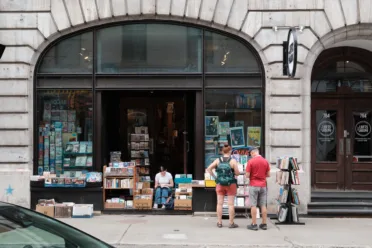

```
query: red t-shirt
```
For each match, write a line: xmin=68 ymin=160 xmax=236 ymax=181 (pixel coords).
xmin=246 ymin=155 xmax=270 ymax=187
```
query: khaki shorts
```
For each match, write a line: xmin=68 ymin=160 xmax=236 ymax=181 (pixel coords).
xmin=249 ymin=186 xmax=267 ymax=207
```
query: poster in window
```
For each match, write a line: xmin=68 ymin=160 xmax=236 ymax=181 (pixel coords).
xmin=247 ymin=126 xmax=261 ymax=147
xmin=205 ymin=116 xmax=219 ymax=137
xmin=234 ymin=120 xmax=244 ymax=127
xmin=218 ymin=122 xmax=230 ymax=135
xmin=230 ymin=127 xmax=245 ymax=148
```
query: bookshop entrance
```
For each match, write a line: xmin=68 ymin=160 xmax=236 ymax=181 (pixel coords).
xmin=102 ymin=90 xmax=196 ymax=182
xmin=311 ymin=47 xmax=372 ymax=191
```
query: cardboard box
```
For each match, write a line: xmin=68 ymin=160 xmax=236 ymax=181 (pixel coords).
xmin=174 ymin=199 xmax=192 ymax=210
xmin=36 ymin=204 xmax=55 ymax=218
xmin=178 ymin=183 xmax=193 ymax=188
xmin=105 ymin=202 xmax=125 ymax=209
xmin=133 ymin=199 xmax=152 ymax=210
xmin=55 ymin=203 xmax=74 ymax=218
xmin=141 ymin=188 xmax=154 ymax=195
xmin=72 ymin=204 xmax=93 ymax=218
xmin=142 ymin=182 xmax=151 ymax=188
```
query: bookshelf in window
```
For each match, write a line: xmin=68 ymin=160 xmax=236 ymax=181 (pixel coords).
xmin=275 ymin=156 xmax=305 ymax=225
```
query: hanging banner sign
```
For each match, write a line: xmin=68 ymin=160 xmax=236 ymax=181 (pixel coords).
xmin=283 ymin=28 xmax=298 ymax=78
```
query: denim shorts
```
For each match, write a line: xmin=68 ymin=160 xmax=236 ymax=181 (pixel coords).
xmin=249 ymin=186 xmax=267 ymax=207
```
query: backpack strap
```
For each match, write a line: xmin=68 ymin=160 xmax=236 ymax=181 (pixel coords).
xmin=219 ymin=157 xmax=223 ymax=163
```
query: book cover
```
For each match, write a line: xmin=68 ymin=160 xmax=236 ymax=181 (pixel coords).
xmin=218 ymin=122 xmax=230 ymax=135
xmin=86 ymin=142 xmax=93 ymax=153
xmin=67 ymin=110 xmax=76 ymax=122
xmin=86 ymin=156 xmax=93 ymax=167
xmin=60 ymin=110 xmax=68 ymax=122
xmin=75 ymin=156 xmax=87 ymax=167
xmin=63 ymin=158 xmax=71 ymax=167
xmin=79 ymin=142 xmax=87 ymax=153
xmin=247 ymin=126 xmax=261 ymax=147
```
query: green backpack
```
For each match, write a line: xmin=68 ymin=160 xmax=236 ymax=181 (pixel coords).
xmin=216 ymin=157 xmax=236 ymax=186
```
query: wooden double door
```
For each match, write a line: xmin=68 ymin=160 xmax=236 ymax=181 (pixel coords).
xmin=312 ymin=97 xmax=372 ymax=190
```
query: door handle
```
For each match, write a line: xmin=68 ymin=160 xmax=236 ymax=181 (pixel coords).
xmin=186 ymin=141 xmax=190 ymax=152
xmin=346 ymin=138 xmax=351 ymax=156
xmin=339 ymin=138 xmax=344 ymax=156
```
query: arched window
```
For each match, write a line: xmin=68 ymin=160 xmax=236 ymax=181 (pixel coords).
xmin=37 ymin=23 xmax=260 ymax=75
xmin=312 ymin=47 xmax=372 ymax=93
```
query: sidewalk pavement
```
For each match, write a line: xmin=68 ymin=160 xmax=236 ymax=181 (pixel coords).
xmin=61 ymin=215 xmax=372 ymax=248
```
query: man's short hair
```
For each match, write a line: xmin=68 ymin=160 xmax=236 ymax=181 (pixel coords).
xmin=250 ymin=148 xmax=259 ymax=154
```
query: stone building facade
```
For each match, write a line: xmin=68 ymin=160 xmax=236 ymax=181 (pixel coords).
xmin=1 ymin=0 xmax=372 ymax=213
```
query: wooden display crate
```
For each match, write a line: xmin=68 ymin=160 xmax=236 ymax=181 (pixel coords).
xmin=133 ymin=199 xmax=152 ymax=209
xmin=174 ymin=199 xmax=192 ymax=210
xmin=104 ymin=202 xmax=125 ymax=209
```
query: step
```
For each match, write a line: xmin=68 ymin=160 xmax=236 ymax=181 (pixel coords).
xmin=311 ymin=191 xmax=372 ymax=202
xmin=308 ymin=201 xmax=372 ymax=210
xmin=308 ymin=208 xmax=372 ymax=215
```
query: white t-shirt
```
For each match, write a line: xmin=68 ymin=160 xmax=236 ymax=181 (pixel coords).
xmin=155 ymin=172 xmax=173 ymax=187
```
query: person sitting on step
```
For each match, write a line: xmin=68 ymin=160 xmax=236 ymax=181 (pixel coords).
xmin=153 ymin=166 xmax=174 ymax=209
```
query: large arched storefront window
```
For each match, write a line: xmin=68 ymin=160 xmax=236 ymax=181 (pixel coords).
xmin=34 ymin=23 xmax=263 ymax=209
xmin=311 ymin=47 xmax=372 ymax=191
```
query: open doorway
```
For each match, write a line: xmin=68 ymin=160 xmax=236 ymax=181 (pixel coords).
xmin=101 ymin=90 xmax=195 ymax=182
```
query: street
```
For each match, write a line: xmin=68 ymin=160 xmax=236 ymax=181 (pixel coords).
xmin=61 ymin=215 xmax=372 ymax=248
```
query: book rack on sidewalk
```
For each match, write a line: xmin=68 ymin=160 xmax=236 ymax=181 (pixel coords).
xmin=275 ymin=156 xmax=305 ymax=225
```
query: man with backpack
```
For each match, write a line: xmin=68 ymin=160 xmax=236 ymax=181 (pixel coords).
xmin=207 ymin=145 xmax=240 ymax=228
xmin=246 ymin=148 xmax=270 ymax=231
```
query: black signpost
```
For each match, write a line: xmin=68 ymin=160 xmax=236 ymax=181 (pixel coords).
xmin=0 ymin=44 xmax=5 ymax=59
xmin=283 ymin=28 xmax=298 ymax=78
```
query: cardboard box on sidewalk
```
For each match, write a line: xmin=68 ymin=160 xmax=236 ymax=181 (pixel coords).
xmin=72 ymin=204 xmax=93 ymax=218
xmin=36 ymin=204 xmax=55 ymax=218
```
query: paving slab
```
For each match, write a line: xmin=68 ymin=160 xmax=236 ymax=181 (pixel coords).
xmin=61 ymin=215 xmax=372 ymax=248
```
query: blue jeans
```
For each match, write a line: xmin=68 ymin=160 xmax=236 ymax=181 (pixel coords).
xmin=155 ymin=187 xmax=170 ymax=204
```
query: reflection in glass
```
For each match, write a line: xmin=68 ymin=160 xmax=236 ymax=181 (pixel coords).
xmin=352 ymin=111 xmax=372 ymax=162
xmin=37 ymin=90 xmax=93 ymax=175
xmin=311 ymin=79 xmax=372 ymax=93
xmin=316 ymin=110 xmax=337 ymax=162
xmin=204 ymin=89 xmax=262 ymax=168
xmin=39 ymin=32 xmax=93 ymax=73
xmin=97 ymin=24 xmax=202 ymax=73
xmin=204 ymin=31 xmax=259 ymax=73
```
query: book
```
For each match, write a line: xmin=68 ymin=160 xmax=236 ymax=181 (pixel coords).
xmin=68 ymin=110 xmax=76 ymax=122
xmin=75 ymin=156 xmax=87 ymax=167
xmin=218 ymin=122 xmax=230 ymax=135
xmin=291 ymin=204 xmax=299 ymax=222
xmin=86 ymin=156 xmax=93 ymax=167
xmin=278 ymin=205 xmax=288 ymax=222
xmin=63 ymin=158 xmax=71 ymax=167
xmin=79 ymin=142 xmax=87 ymax=153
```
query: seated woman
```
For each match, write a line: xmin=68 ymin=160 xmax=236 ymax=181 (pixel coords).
xmin=153 ymin=166 xmax=174 ymax=209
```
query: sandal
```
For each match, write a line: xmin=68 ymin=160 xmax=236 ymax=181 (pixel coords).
xmin=229 ymin=223 xmax=239 ymax=228
xmin=217 ymin=222 xmax=222 ymax=228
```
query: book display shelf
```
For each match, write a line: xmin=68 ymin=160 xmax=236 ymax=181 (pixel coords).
xmin=275 ymin=156 xmax=305 ymax=225
xmin=103 ymin=164 xmax=137 ymax=210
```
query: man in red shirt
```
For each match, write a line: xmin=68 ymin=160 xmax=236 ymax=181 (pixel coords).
xmin=246 ymin=148 xmax=270 ymax=230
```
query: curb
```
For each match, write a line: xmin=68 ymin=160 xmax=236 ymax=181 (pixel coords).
xmin=112 ymin=243 xmax=371 ymax=248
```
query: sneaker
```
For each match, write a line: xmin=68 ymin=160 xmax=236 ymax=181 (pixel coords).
xmin=247 ymin=224 xmax=258 ymax=231
xmin=259 ymin=224 xmax=267 ymax=230
xmin=161 ymin=205 xmax=166 ymax=209
xmin=153 ymin=204 xmax=158 ymax=209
